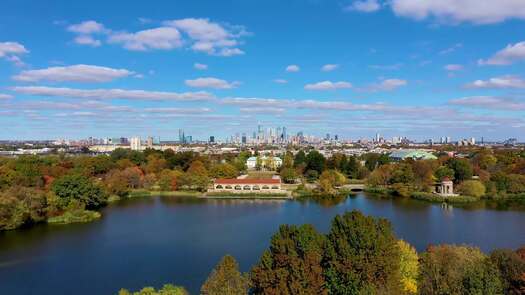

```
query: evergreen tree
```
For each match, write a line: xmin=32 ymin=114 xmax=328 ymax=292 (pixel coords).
xmin=201 ymin=255 xmax=248 ymax=295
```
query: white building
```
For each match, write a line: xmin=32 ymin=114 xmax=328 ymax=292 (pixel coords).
xmin=130 ymin=136 xmax=141 ymax=151
xmin=246 ymin=156 xmax=282 ymax=170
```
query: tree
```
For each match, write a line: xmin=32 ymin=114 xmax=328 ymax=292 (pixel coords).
xmin=434 ymin=166 xmax=455 ymax=181
xmin=323 ymin=211 xmax=401 ymax=294
xmin=118 ymin=284 xmax=188 ymax=295
xmin=490 ymin=249 xmax=525 ymax=294
xmin=210 ymin=163 xmax=239 ymax=179
xmin=398 ymin=240 xmax=419 ymax=294
xmin=457 ymin=180 xmax=486 ymax=198
xmin=418 ymin=245 xmax=503 ymax=295
xmin=294 ymin=150 xmax=307 ymax=168
xmin=280 ymin=167 xmax=297 ymax=184
xmin=143 ymin=154 xmax=167 ymax=175
xmin=446 ymin=158 xmax=473 ymax=183
xmin=0 ymin=187 xmax=47 ymax=230
xmin=51 ymin=174 xmax=107 ymax=209
xmin=366 ymin=164 xmax=393 ymax=187
xmin=305 ymin=151 xmax=325 ymax=175
xmin=251 ymin=224 xmax=326 ymax=295
xmin=201 ymin=255 xmax=248 ymax=295
xmin=390 ymin=163 xmax=415 ymax=185
xmin=318 ymin=170 xmax=346 ymax=195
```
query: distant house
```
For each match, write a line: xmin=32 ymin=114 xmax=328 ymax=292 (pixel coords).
xmin=389 ymin=150 xmax=437 ymax=161
xmin=212 ymin=178 xmax=283 ymax=193
xmin=246 ymin=156 xmax=282 ymax=170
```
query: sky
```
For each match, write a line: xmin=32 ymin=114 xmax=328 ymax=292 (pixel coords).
xmin=1 ymin=0 xmax=525 ymax=141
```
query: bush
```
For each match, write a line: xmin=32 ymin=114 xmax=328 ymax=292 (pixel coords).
xmin=52 ymin=174 xmax=107 ymax=209
xmin=458 ymin=180 xmax=486 ymax=198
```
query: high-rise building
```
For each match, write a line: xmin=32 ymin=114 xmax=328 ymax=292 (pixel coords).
xmin=178 ymin=129 xmax=185 ymax=143
xmin=209 ymin=136 xmax=215 ymax=143
xmin=241 ymin=133 xmax=247 ymax=144
xmin=147 ymin=136 xmax=153 ymax=147
xmin=130 ymin=136 xmax=141 ymax=151
xmin=375 ymin=133 xmax=380 ymax=143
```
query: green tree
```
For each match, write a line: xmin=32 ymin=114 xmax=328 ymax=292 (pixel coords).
xmin=434 ymin=166 xmax=455 ymax=181
xmin=457 ymin=180 xmax=486 ymax=198
xmin=51 ymin=174 xmax=107 ymax=209
xmin=280 ymin=167 xmax=297 ymax=184
xmin=251 ymin=224 xmax=326 ymax=295
xmin=210 ymin=163 xmax=239 ymax=179
xmin=305 ymin=151 xmax=325 ymax=174
xmin=446 ymin=158 xmax=473 ymax=183
xmin=324 ymin=211 xmax=401 ymax=294
xmin=294 ymin=150 xmax=307 ymax=168
xmin=319 ymin=170 xmax=346 ymax=195
xmin=201 ymin=255 xmax=248 ymax=295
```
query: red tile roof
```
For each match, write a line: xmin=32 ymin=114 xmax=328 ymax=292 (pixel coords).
xmin=215 ymin=178 xmax=281 ymax=184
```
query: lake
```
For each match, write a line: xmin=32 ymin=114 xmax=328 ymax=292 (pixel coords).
xmin=1 ymin=193 xmax=524 ymax=294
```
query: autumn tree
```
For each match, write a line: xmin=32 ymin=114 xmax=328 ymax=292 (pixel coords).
xmin=457 ymin=180 xmax=486 ymax=198
xmin=201 ymin=255 xmax=248 ymax=295
xmin=397 ymin=240 xmax=419 ymax=294
xmin=490 ymin=249 xmax=525 ymax=294
xmin=323 ymin=211 xmax=401 ymax=294
xmin=251 ymin=224 xmax=326 ymax=295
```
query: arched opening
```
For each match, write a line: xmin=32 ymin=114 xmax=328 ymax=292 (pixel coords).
xmin=271 ymin=186 xmax=279 ymax=190
xmin=252 ymin=185 xmax=260 ymax=190
xmin=234 ymin=185 xmax=242 ymax=190
xmin=225 ymin=185 xmax=232 ymax=189
xmin=243 ymin=185 xmax=251 ymax=190
xmin=215 ymin=185 xmax=223 ymax=189
xmin=262 ymin=185 xmax=269 ymax=190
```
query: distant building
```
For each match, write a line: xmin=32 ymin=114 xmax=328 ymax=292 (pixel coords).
xmin=434 ymin=177 xmax=458 ymax=197
xmin=389 ymin=150 xmax=437 ymax=161
xmin=130 ymin=137 xmax=141 ymax=151
xmin=209 ymin=136 xmax=215 ymax=143
xmin=246 ymin=156 xmax=283 ymax=170
xmin=212 ymin=178 xmax=283 ymax=193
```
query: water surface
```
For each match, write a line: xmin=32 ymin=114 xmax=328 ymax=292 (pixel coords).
xmin=1 ymin=194 xmax=524 ymax=294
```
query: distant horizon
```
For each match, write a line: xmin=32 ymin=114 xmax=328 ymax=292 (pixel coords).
xmin=1 ymin=1 xmax=525 ymax=140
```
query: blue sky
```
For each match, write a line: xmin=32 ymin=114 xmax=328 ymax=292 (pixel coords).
xmin=1 ymin=0 xmax=525 ymax=141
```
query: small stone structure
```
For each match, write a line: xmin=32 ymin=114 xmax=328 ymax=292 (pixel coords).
xmin=434 ymin=177 xmax=457 ymax=196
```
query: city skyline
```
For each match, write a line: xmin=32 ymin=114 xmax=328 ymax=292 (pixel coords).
xmin=1 ymin=1 xmax=525 ymax=140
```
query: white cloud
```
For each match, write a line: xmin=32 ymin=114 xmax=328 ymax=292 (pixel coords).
xmin=11 ymin=86 xmax=215 ymax=101
xmin=194 ymin=63 xmax=208 ymax=70
xmin=273 ymin=79 xmax=288 ymax=84
xmin=321 ymin=64 xmax=339 ymax=72
xmin=0 ymin=42 xmax=28 ymax=65
xmin=163 ymin=18 xmax=247 ymax=56
xmin=286 ymin=65 xmax=300 ymax=72
xmin=144 ymin=107 xmax=211 ymax=113
xmin=439 ymin=43 xmax=463 ymax=54
xmin=304 ymin=81 xmax=352 ymax=91
xmin=391 ymin=0 xmax=525 ymax=24
xmin=0 ymin=94 xmax=13 ymax=99
xmin=478 ymin=42 xmax=525 ymax=66
xmin=369 ymin=63 xmax=403 ymax=70
xmin=346 ymin=0 xmax=381 ymax=13
xmin=108 ymin=27 xmax=183 ymax=51
xmin=444 ymin=64 xmax=463 ymax=71
xmin=13 ymin=64 xmax=134 ymax=83
xmin=449 ymin=96 xmax=525 ymax=110
xmin=73 ymin=35 xmax=102 ymax=47
xmin=185 ymin=77 xmax=240 ymax=89
xmin=365 ymin=79 xmax=407 ymax=92
xmin=465 ymin=75 xmax=525 ymax=89
xmin=221 ymin=97 xmax=385 ymax=111
xmin=239 ymin=107 xmax=286 ymax=114
xmin=67 ymin=21 xmax=107 ymax=34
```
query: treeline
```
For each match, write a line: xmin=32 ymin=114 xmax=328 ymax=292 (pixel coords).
xmin=120 ymin=211 xmax=525 ymax=295
xmin=281 ymin=148 xmax=525 ymax=199
xmin=0 ymin=148 xmax=248 ymax=230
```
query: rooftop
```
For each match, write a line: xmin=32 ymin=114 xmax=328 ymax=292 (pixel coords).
xmin=215 ymin=178 xmax=281 ymax=184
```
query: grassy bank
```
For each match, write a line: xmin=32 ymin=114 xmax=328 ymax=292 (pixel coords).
xmin=410 ymin=192 xmax=478 ymax=203
xmin=47 ymin=210 xmax=101 ymax=225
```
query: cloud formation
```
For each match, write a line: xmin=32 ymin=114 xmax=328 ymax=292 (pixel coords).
xmin=465 ymin=75 xmax=525 ymax=89
xmin=346 ymin=0 xmax=381 ymax=12
xmin=444 ymin=64 xmax=463 ymax=71
xmin=391 ymin=0 xmax=525 ymax=24
xmin=273 ymin=79 xmax=288 ymax=84
xmin=13 ymin=64 xmax=134 ymax=82
xmin=194 ymin=63 xmax=208 ymax=70
xmin=364 ymin=79 xmax=407 ymax=92
xmin=449 ymin=96 xmax=525 ymax=110
xmin=304 ymin=81 xmax=352 ymax=91
xmin=67 ymin=18 xmax=248 ymax=56
xmin=478 ymin=42 xmax=525 ymax=65
xmin=0 ymin=94 xmax=13 ymax=99
xmin=11 ymin=86 xmax=215 ymax=101
xmin=286 ymin=65 xmax=300 ymax=72
xmin=321 ymin=64 xmax=339 ymax=72
xmin=0 ymin=42 xmax=28 ymax=65
xmin=185 ymin=77 xmax=240 ymax=89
